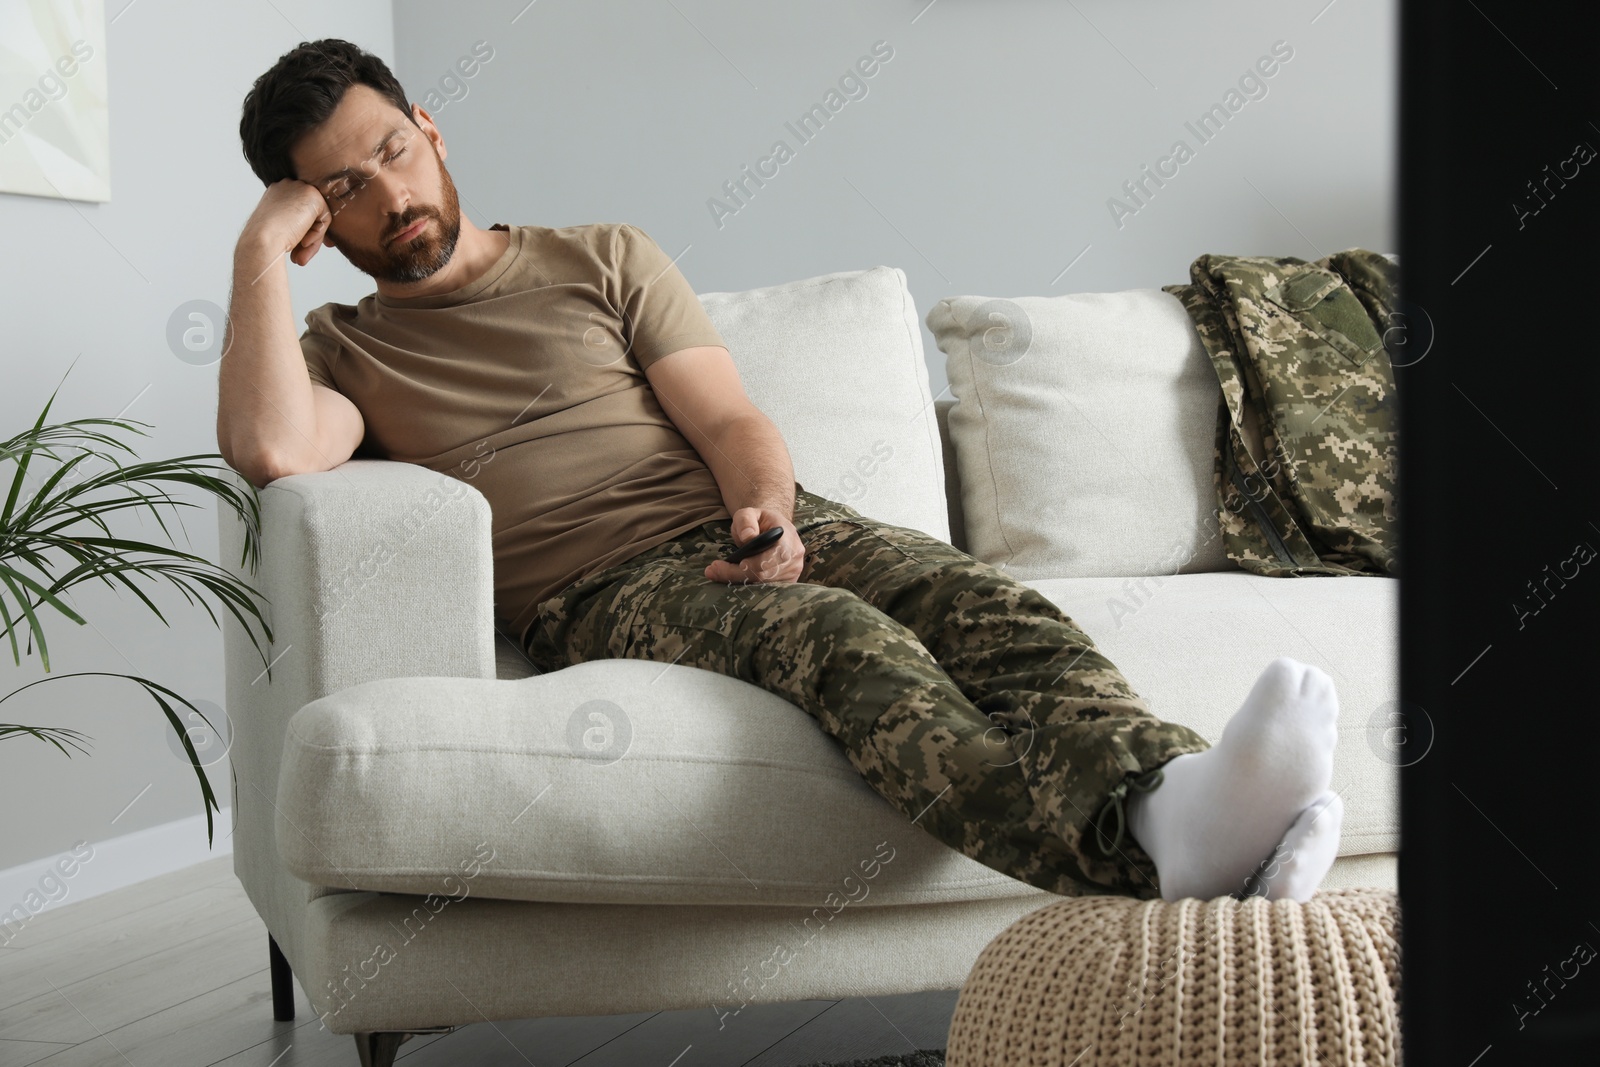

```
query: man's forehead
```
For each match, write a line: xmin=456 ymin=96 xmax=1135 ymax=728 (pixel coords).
xmin=292 ymin=87 xmax=411 ymax=181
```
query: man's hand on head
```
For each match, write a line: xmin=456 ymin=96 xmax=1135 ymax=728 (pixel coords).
xmin=704 ymin=505 xmax=806 ymax=585
xmin=238 ymin=178 xmax=337 ymax=270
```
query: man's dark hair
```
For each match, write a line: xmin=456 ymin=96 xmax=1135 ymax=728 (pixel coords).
xmin=239 ymin=39 xmax=416 ymax=187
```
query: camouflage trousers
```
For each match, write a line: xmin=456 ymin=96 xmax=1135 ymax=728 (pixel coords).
xmin=522 ymin=487 xmax=1211 ymax=899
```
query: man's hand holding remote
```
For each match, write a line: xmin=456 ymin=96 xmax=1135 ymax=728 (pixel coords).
xmin=703 ymin=505 xmax=806 ymax=585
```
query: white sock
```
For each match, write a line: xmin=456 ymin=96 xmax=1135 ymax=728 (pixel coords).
xmin=1124 ymin=657 xmax=1344 ymax=902
xmin=1240 ymin=789 xmax=1345 ymax=901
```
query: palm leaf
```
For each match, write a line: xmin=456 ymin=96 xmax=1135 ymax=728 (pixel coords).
xmin=0 ymin=723 xmax=92 ymax=757
xmin=0 ymin=672 xmax=222 ymax=845
xmin=2 ymin=361 xmax=274 ymax=841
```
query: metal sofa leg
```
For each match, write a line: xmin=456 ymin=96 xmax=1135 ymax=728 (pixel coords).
xmin=354 ymin=1031 xmax=405 ymax=1067
xmin=354 ymin=1028 xmax=456 ymax=1066
xmin=268 ymin=935 xmax=294 ymax=1021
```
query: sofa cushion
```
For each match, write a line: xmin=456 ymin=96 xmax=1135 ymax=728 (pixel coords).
xmin=935 ymin=398 xmax=968 ymax=554
xmin=698 ymin=266 xmax=951 ymax=544
xmin=276 ymin=658 xmax=1059 ymax=908
xmin=926 ymin=288 xmax=1232 ymax=579
xmin=1024 ymin=571 xmax=1399 ymax=857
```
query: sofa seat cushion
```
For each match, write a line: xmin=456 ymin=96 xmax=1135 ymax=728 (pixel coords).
xmin=276 ymin=658 xmax=1061 ymax=908
xmin=1024 ymin=571 xmax=1400 ymax=857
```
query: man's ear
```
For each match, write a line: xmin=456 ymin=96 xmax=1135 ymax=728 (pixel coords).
xmin=410 ymin=103 xmax=446 ymax=162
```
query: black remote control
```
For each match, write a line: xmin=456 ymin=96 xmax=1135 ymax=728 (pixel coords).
xmin=725 ymin=525 xmax=784 ymax=563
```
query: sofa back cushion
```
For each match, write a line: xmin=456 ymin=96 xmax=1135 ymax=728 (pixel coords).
xmin=927 ymin=288 xmax=1233 ymax=579
xmin=699 ymin=266 xmax=950 ymax=544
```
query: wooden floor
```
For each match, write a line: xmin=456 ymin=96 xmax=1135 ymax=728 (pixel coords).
xmin=0 ymin=856 xmax=958 ymax=1066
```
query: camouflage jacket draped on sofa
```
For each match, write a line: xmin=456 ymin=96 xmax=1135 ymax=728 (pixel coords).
xmin=1162 ymin=248 xmax=1400 ymax=577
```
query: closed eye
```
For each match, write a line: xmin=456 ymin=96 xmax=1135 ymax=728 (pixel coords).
xmin=325 ymin=146 xmax=408 ymax=203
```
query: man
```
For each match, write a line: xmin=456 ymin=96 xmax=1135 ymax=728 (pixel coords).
xmin=220 ymin=39 xmax=1345 ymax=904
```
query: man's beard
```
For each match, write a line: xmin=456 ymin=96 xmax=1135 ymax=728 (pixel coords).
xmin=336 ymin=154 xmax=464 ymax=285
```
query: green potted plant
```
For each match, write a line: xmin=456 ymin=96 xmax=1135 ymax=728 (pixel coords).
xmin=0 ymin=364 xmax=274 ymax=845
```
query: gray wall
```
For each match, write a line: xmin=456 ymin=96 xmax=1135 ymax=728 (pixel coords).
xmin=0 ymin=0 xmax=1393 ymax=874
xmin=393 ymin=0 xmax=1397 ymax=401
xmin=0 ymin=0 xmax=393 ymax=872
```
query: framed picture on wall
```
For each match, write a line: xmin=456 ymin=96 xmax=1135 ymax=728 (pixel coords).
xmin=0 ymin=0 xmax=110 ymax=202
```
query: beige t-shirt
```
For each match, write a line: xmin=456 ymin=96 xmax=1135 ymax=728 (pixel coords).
xmin=298 ymin=221 xmax=742 ymax=649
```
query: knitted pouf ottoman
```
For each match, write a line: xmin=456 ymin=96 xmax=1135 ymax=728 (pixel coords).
xmin=946 ymin=887 xmax=1401 ymax=1067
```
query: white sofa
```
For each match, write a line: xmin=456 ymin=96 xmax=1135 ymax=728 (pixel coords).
xmin=218 ymin=261 xmax=1398 ymax=1064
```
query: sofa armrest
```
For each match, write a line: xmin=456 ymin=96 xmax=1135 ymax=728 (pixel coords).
xmin=220 ymin=458 xmax=499 ymax=695
xmin=215 ymin=459 xmax=497 ymax=952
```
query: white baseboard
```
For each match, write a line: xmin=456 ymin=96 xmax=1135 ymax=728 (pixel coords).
xmin=0 ymin=809 xmax=233 ymax=936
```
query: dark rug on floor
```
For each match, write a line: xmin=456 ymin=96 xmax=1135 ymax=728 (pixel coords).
xmin=796 ymin=1052 xmax=945 ymax=1067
